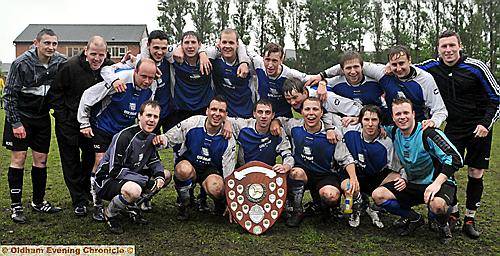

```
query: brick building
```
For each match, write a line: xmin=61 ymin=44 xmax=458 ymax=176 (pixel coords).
xmin=13 ymin=24 xmax=148 ymax=63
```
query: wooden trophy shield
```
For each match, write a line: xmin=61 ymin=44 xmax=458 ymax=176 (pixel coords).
xmin=225 ymin=161 xmax=287 ymax=235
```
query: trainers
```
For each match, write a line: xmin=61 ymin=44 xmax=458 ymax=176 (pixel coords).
xmin=462 ymin=218 xmax=480 ymax=239
xmin=74 ymin=205 xmax=87 ymax=217
xmin=11 ymin=205 xmax=26 ymax=224
xmin=104 ymin=208 xmax=123 ymax=234
xmin=30 ymin=201 xmax=62 ymax=213
xmin=286 ymin=211 xmax=304 ymax=227
xmin=439 ymin=223 xmax=453 ymax=244
xmin=139 ymin=200 xmax=153 ymax=212
xmin=348 ymin=210 xmax=361 ymax=227
xmin=366 ymin=207 xmax=384 ymax=228
xmin=92 ymin=205 xmax=105 ymax=222
xmin=398 ymin=214 xmax=425 ymax=236
xmin=177 ymin=204 xmax=189 ymax=221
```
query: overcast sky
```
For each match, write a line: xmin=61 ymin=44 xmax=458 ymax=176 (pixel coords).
xmin=0 ymin=0 xmax=375 ymax=64
xmin=0 ymin=0 xmax=162 ymax=63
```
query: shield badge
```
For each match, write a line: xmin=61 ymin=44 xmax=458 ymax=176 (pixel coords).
xmin=225 ymin=161 xmax=287 ymax=235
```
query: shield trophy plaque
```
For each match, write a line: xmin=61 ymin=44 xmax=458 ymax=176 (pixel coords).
xmin=225 ymin=161 xmax=287 ymax=235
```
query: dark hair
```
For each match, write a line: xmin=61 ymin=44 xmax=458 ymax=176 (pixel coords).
xmin=387 ymin=45 xmax=411 ymax=61
xmin=282 ymin=77 xmax=306 ymax=96
xmin=221 ymin=28 xmax=239 ymax=41
xmin=211 ymin=94 xmax=228 ymax=106
xmin=263 ymin=42 xmax=284 ymax=58
xmin=139 ymin=100 xmax=161 ymax=115
xmin=358 ymin=105 xmax=382 ymax=124
xmin=148 ymin=30 xmax=169 ymax=44
xmin=392 ymin=97 xmax=413 ymax=111
xmin=181 ymin=31 xmax=200 ymax=43
xmin=438 ymin=30 xmax=461 ymax=45
xmin=36 ymin=28 xmax=57 ymax=41
xmin=253 ymin=99 xmax=274 ymax=112
xmin=339 ymin=51 xmax=363 ymax=69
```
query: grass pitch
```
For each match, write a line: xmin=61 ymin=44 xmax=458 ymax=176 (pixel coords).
xmin=0 ymin=109 xmax=498 ymax=255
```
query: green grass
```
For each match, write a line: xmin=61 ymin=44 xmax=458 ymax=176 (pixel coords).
xmin=0 ymin=109 xmax=498 ymax=255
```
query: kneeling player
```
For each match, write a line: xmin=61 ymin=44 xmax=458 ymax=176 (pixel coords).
xmin=372 ymin=98 xmax=462 ymax=244
xmin=278 ymin=97 xmax=355 ymax=227
xmin=154 ymin=95 xmax=236 ymax=220
xmin=95 ymin=101 xmax=172 ymax=234
xmin=340 ymin=105 xmax=403 ymax=228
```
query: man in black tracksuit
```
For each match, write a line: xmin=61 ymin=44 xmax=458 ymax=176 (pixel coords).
xmin=95 ymin=100 xmax=171 ymax=234
xmin=3 ymin=28 xmax=66 ymax=223
xmin=50 ymin=36 xmax=114 ymax=218
xmin=418 ymin=30 xmax=499 ymax=239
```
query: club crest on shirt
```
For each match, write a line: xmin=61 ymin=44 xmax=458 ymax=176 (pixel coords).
xmin=301 ymin=146 xmax=314 ymax=161
xmin=129 ymin=103 xmax=136 ymax=111
xmin=202 ymin=147 xmax=210 ymax=157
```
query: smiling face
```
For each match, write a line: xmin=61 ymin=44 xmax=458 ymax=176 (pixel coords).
xmin=263 ymin=51 xmax=283 ymax=77
xmin=438 ymin=36 xmax=462 ymax=66
xmin=206 ymin=99 xmax=228 ymax=129
xmin=149 ymin=38 xmax=169 ymax=62
xmin=253 ymin=103 xmax=274 ymax=132
xmin=182 ymin=35 xmax=201 ymax=59
xmin=342 ymin=58 xmax=363 ymax=85
xmin=389 ymin=52 xmax=412 ymax=78
xmin=35 ymin=34 xmax=58 ymax=60
xmin=301 ymin=98 xmax=323 ymax=132
xmin=138 ymin=105 xmax=160 ymax=133
xmin=219 ymin=31 xmax=238 ymax=63
xmin=284 ymin=89 xmax=308 ymax=110
xmin=392 ymin=102 xmax=415 ymax=134
xmin=85 ymin=42 xmax=107 ymax=71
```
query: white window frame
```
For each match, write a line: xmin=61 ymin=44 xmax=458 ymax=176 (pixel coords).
xmin=108 ymin=46 xmax=128 ymax=58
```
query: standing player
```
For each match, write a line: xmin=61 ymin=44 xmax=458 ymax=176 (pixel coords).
xmin=277 ymin=97 xmax=356 ymax=227
xmin=248 ymin=43 xmax=311 ymax=117
xmin=311 ymin=45 xmax=448 ymax=129
xmin=102 ymin=30 xmax=176 ymax=134
xmin=207 ymin=28 xmax=253 ymax=118
xmin=50 ymin=36 xmax=114 ymax=217
xmin=78 ymin=58 xmax=157 ymax=220
xmin=153 ymin=95 xmax=237 ymax=220
xmin=312 ymin=51 xmax=385 ymax=109
xmin=95 ymin=101 xmax=171 ymax=234
xmin=168 ymin=31 xmax=214 ymax=124
xmin=3 ymin=28 xmax=66 ymax=223
xmin=372 ymin=98 xmax=463 ymax=244
xmin=340 ymin=105 xmax=402 ymax=228
xmin=418 ymin=30 xmax=499 ymax=238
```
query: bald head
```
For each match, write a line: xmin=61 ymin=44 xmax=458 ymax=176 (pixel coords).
xmin=87 ymin=35 xmax=107 ymax=48
xmin=85 ymin=35 xmax=108 ymax=70
xmin=134 ymin=58 xmax=157 ymax=89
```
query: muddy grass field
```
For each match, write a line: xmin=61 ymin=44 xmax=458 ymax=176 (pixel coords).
xmin=0 ymin=110 xmax=498 ymax=255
